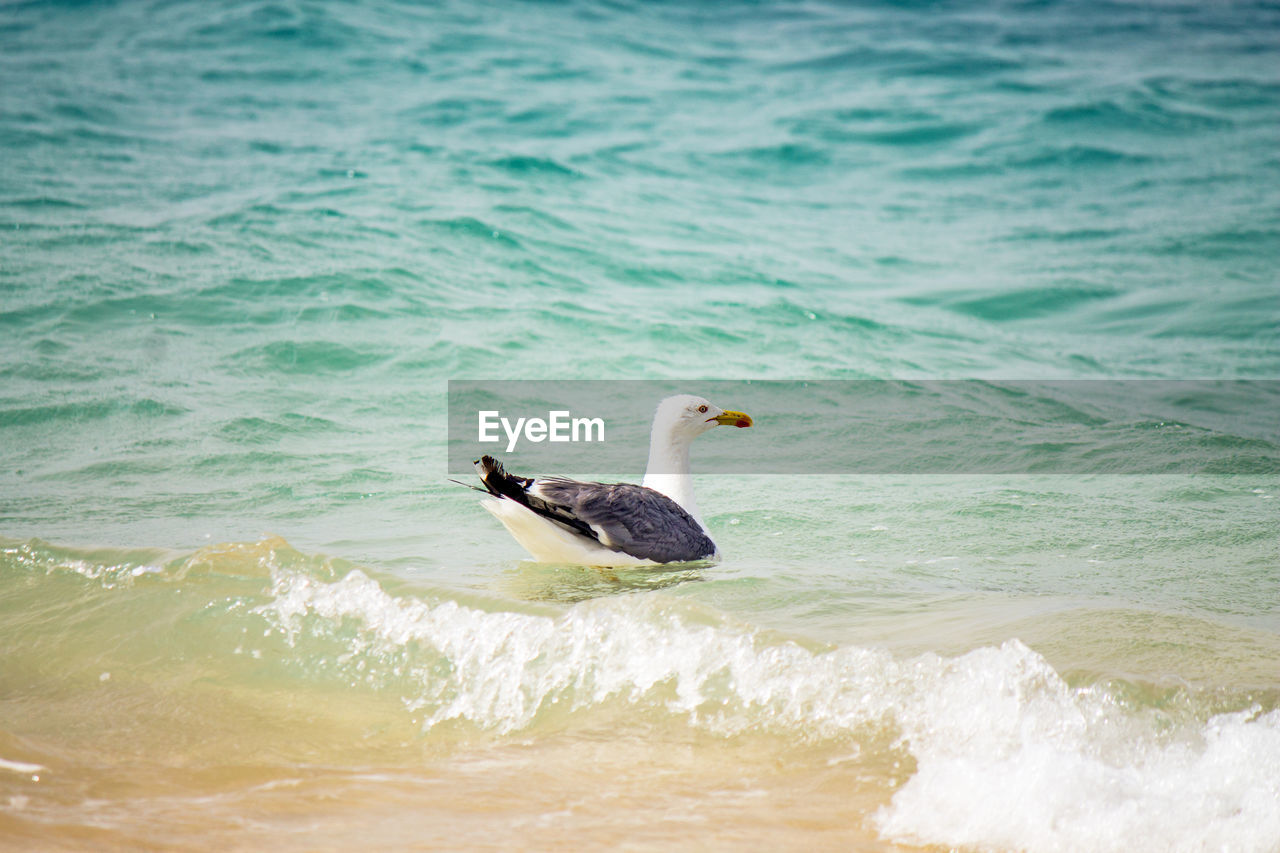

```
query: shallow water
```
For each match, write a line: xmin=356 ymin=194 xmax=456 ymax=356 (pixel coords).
xmin=3 ymin=0 xmax=1279 ymax=850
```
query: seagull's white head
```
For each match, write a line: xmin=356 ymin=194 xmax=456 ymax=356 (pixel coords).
xmin=652 ymin=394 xmax=753 ymax=444
xmin=644 ymin=395 xmax=753 ymax=514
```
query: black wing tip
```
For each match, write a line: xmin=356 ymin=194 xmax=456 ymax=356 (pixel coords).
xmin=474 ymin=455 xmax=503 ymax=474
xmin=447 ymin=477 xmax=489 ymax=493
xmin=475 ymin=455 xmax=534 ymax=501
xmin=473 ymin=456 xmax=503 ymax=493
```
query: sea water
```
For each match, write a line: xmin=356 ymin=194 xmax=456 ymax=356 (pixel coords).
xmin=2 ymin=0 xmax=1279 ymax=850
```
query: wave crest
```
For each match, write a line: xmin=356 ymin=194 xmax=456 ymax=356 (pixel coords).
xmin=256 ymin=567 xmax=1280 ymax=851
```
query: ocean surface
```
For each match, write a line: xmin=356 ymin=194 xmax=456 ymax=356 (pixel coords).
xmin=2 ymin=0 xmax=1279 ymax=850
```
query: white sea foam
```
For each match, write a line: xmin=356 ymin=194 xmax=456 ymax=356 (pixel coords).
xmin=0 ymin=758 xmax=46 ymax=775
xmin=877 ymin=648 xmax=1280 ymax=853
xmin=258 ymin=569 xmax=1280 ymax=853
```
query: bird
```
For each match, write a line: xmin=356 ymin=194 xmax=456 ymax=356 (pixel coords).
xmin=471 ymin=394 xmax=753 ymax=566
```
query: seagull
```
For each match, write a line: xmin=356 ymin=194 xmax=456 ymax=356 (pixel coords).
xmin=471 ymin=395 xmax=753 ymax=566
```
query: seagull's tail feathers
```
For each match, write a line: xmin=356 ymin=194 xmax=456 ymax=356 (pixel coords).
xmin=473 ymin=456 xmax=597 ymax=541
xmin=474 ymin=455 xmax=532 ymax=501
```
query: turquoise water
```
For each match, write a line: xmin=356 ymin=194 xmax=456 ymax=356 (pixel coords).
xmin=2 ymin=1 xmax=1279 ymax=850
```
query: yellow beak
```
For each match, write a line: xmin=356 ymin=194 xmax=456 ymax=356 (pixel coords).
xmin=712 ymin=409 xmax=753 ymax=428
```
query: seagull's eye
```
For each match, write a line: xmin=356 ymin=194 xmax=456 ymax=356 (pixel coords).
xmin=698 ymin=405 xmax=708 ymax=413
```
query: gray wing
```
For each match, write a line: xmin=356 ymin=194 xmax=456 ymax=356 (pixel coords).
xmin=531 ymin=479 xmax=717 ymax=563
